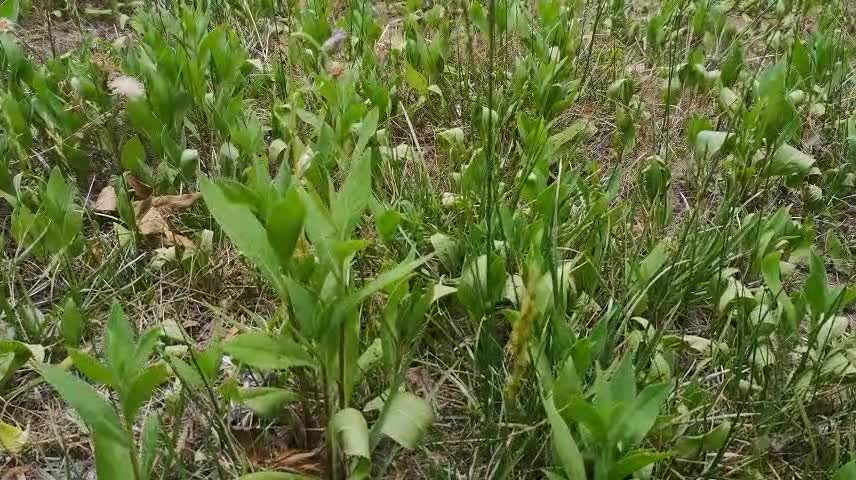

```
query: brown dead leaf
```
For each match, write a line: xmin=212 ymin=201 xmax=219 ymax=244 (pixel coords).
xmin=92 ymin=185 xmax=117 ymax=212
xmin=123 ymin=172 xmax=152 ymax=200
xmin=137 ymin=205 xmax=170 ymax=236
xmin=164 ymin=232 xmax=196 ymax=249
xmin=151 ymin=192 xmax=201 ymax=210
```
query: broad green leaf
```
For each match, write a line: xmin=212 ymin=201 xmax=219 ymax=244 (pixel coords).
xmin=68 ymin=349 xmax=113 ymax=386
xmin=544 ymin=395 xmax=587 ymax=480
xmin=121 ymin=136 xmax=148 ymax=179
xmin=553 ymin=355 xmax=582 ymax=411
xmin=265 ymin=188 xmax=304 ymax=269
xmin=549 ymin=119 xmax=597 ymax=150
xmin=123 ymin=363 xmax=170 ymax=420
xmin=0 ymin=420 xmax=27 ymax=453
xmin=457 ymin=255 xmax=505 ymax=320
xmin=404 ymin=62 xmax=428 ymax=93
xmin=833 ymin=460 xmax=856 ymax=480
xmin=333 ymin=147 xmax=372 ymax=236
xmin=40 ymin=364 xmax=128 ymax=447
xmin=93 ymin=431 xmax=135 ymax=480
xmin=141 ymin=413 xmax=161 ymax=480
xmin=608 ymin=450 xmax=669 ymax=480
xmin=769 ymin=144 xmax=815 ymax=177
xmin=562 ymin=395 xmax=608 ymax=443
xmin=223 ymin=331 xmax=314 ymax=370
xmin=430 ymin=233 xmax=462 ymax=273
xmin=598 ymin=354 xmax=636 ymax=408
xmin=105 ymin=302 xmax=135 ymax=382
xmin=675 ymin=421 xmax=731 ymax=458
xmin=612 ymin=382 xmax=671 ymax=447
xmin=61 ymin=297 xmax=84 ymax=347
xmin=200 ymin=176 xmax=283 ymax=282
xmin=379 ymin=391 xmax=433 ymax=449
xmin=239 ymin=387 xmax=299 ymax=417
xmin=331 ymin=408 xmax=371 ymax=458
xmin=351 ymin=108 xmax=379 ymax=166
xmin=0 ymin=0 xmax=21 ymax=22
xmin=694 ymin=131 xmax=733 ymax=161
xmin=284 ymin=277 xmax=320 ymax=337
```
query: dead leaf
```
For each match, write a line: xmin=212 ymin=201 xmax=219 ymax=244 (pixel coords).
xmin=151 ymin=192 xmax=201 ymax=210
xmin=92 ymin=185 xmax=117 ymax=212
xmin=138 ymin=205 xmax=170 ymax=236
xmin=164 ymin=232 xmax=196 ymax=249
xmin=123 ymin=172 xmax=152 ymax=200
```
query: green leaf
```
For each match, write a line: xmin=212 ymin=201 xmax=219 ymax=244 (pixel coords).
xmin=141 ymin=413 xmax=161 ymax=480
xmin=457 ymin=254 xmax=505 ymax=320
xmin=0 ymin=0 xmax=21 ymax=23
xmin=430 ymin=233 xmax=462 ymax=274
xmin=265 ymin=188 xmax=305 ymax=269
xmin=694 ymin=131 xmax=734 ymax=161
xmin=61 ymin=297 xmax=85 ymax=347
xmin=549 ymin=119 xmax=597 ymax=150
xmin=331 ymin=408 xmax=371 ymax=458
xmin=344 ymin=255 xmax=431 ymax=313
xmin=0 ymin=420 xmax=27 ymax=453
xmin=544 ymin=395 xmax=587 ymax=480
xmin=675 ymin=421 xmax=732 ymax=458
xmin=123 ymin=363 xmax=170 ymax=420
xmin=223 ymin=331 xmax=314 ymax=370
xmin=404 ymin=62 xmax=428 ymax=93
xmin=93 ymin=432 xmax=135 ymax=480
xmin=608 ymin=450 xmax=669 ymax=480
xmin=284 ymin=277 xmax=320 ymax=338
xmin=239 ymin=387 xmax=299 ymax=417
xmin=333 ymin=146 xmax=372 ymax=236
xmin=833 ymin=460 xmax=856 ymax=480
xmin=68 ymin=349 xmax=113 ymax=386
xmin=105 ymin=302 xmax=135 ymax=382
xmin=121 ymin=136 xmax=148 ymax=179
xmin=40 ymin=364 xmax=129 ymax=447
xmin=613 ymin=382 xmax=671 ymax=447
xmin=769 ymin=144 xmax=815 ymax=177
xmin=379 ymin=391 xmax=433 ymax=449
xmin=200 ymin=176 xmax=283 ymax=282
xmin=239 ymin=473 xmax=318 ymax=480
xmin=0 ymin=340 xmax=32 ymax=387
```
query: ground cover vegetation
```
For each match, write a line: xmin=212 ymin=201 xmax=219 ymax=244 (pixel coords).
xmin=1 ymin=0 xmax=856 ymax=478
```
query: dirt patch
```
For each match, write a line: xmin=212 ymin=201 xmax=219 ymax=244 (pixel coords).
xmin=18 ymin=8 xmax=118 ymax=60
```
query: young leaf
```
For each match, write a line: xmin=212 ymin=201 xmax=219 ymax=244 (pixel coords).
xmin=379 ymin=391 xmax=433 ymax=449
xmin=223 ymin=331 xmax=314 ymax=370
xmin=331 ymin=408 xmax=371 ymax=458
